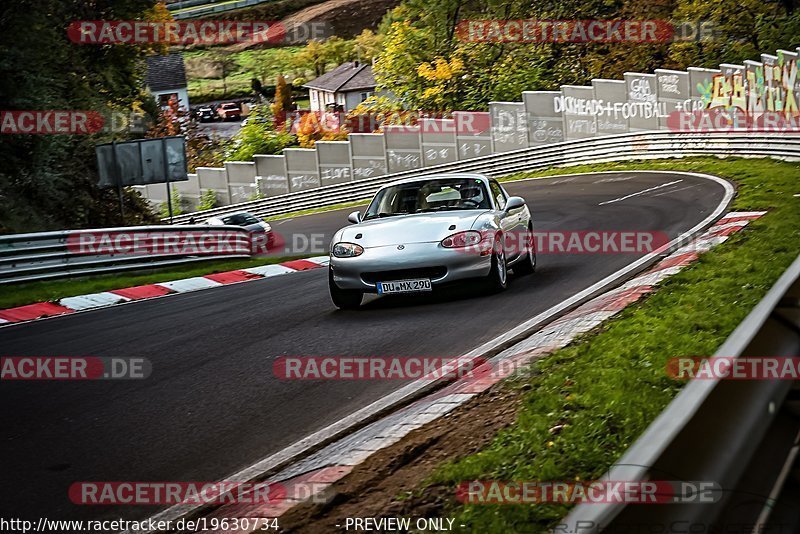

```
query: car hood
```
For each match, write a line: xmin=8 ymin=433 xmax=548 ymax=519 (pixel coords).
xmin=338 ymin=210 xmax=488 ymax=247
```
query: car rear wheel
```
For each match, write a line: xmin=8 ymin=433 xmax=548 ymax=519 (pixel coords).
xmin=484 ymin=234 xmax=508 ymax=292
xmin=514 ymin=225 xmax=536 ymax=275
xmin=329 ymin=268 xmax=362 ymax=309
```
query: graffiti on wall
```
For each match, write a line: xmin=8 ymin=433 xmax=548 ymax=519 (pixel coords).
xmin=674 ymin=50 xmax=800 ymax=131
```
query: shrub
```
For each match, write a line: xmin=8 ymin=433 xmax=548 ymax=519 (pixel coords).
xmin=159 ymin=186 xmax=185 ymax=218
xmin=198 ymin=189 xmax=218 ymax=211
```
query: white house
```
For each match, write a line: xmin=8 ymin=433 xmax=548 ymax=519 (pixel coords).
xmin=303 ymin=61 xmax=378 ymax=112
xmin=145 ymin=53 xmax=190 ymax=111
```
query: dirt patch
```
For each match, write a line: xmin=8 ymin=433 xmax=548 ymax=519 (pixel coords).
xmin=200 ymin=0 xmax=328 ymax=22
xmin=184 ymin=56 xmax=221 ymax=79
xmin=282 ymin=0 xmax=401 ymax=38
xmin=277 ymin=384 xmax=527 ymax=532
xmin=221 ymin=0 xmax=399 ymax=53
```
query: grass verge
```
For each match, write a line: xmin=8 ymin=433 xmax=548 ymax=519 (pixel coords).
xmin=0 ymin=255 xmax=312 ymax=310
xmin=410 ymin=157 xmax=800 ymax=532
xmin=269 ymin=199 xmax=369 ymax=221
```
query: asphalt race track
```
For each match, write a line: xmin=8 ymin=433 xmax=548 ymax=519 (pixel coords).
xmin=0 ymin=172 xmax=728 ymax=523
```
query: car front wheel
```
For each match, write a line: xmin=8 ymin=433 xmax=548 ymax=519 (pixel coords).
xmin=514 ymin=226 xmax=536 ymax=275
xmin=329 ymin=268 xmax=362 ymax=309
xmin=484 ymin=234 xmax=508 ymax=292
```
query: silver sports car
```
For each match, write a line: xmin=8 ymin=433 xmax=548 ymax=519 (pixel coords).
xmin=328 ymin=173 xmax=536 ymax=309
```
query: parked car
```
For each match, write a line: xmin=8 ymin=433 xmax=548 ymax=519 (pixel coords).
xmin=196 ymin=106 xmax=216 ymax=123
xmin=327 ymin=173 xmax=535 ymax=309
xmin=217 ymin=102 xmax=242 ymax=121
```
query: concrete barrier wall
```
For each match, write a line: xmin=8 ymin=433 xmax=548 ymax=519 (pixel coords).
xmin=316 ymin=141 xmax=353 ymax=186
xmin=489 ymin=102 xmax=528 ymax=152
xmin=624 ymin=72 xmax=659 ymax=131
xmin=196 ymin=167 xmax=230 ymax=206
xmin=173 ymin=172 xmax=201 ymax=211
xmin=454 ymin=111 xmax=492 ymax=160
xmin=560 ymin=86 xmax=598 ymax=140
xmin=592 ymin=79 xmax=628 ymax=136
xmin=688 ymin=67 xmax=721 ymax=112
xmin=655 ymin=69 xmax=691 ymax=130
xmin=225 ymin=161 xmax=258 ymax=204
xmin=137 ymin=45 xmax=800 ymax=216
xmin=142 ymin=184 xmax=166 ymax=208
xmin=254 ymin=154 xmax=290 ymax=196
xmin=421 ymin=118 xmax=458 ymax=166
xmin=776 ymin=49 xmax=799 ymax=113
xmin=284 ymin=148 xmax=321 ymax=192
xmin=744 ymin=60 xmax=765 ymax=115
xmin=522 ymin=91 xmax=564 ymax=146
xmin=384 ymin=125 xmax=422 ymax=173
xmin=349 ymin=133 xmax=388 ymax=180
xmin=142 ymin=174 xmax=200 ymax=211
xmin=762 ymin=54 xmax=781 ymax=112
xmin=718 ymin=64 xmax=746 ymax=111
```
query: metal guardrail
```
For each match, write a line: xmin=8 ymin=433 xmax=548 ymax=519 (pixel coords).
xmin=166 ymin=131 xmax=800 ymax=224
xmin=8 ymin=131 xmax=798 ymax=284
xmin=170 ymin=0 xmax=275 ymax=19
xmin=562 ymin=253 xmax=800 ymax=532
xmin=0 ymin=225 xmax=252 ymax=285
xmin=167 ymin=0 xmax=218 ymax=12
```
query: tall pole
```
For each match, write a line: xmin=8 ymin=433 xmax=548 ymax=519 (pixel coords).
xmin=162 ymin=139 xmax=173 ymax=224
xmin=112 ymin=141 xmax=125 ymax=225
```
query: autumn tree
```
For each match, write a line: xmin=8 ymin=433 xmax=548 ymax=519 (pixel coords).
xmin=0 ymin=0 xmax=162 ymax=232
xmin=270 ymin=75 xmax=292 ymax=120
xmin=296 ymin=112 xmax=349 ymax=148
xmin=353 ymin=29 xmax=383 ymax=62
xmin=144 ymin=2 xmax=174 ymax=56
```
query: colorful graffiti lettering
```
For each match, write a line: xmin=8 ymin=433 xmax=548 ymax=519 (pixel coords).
xmin=700 ymin=53 xmax=799 ymax=118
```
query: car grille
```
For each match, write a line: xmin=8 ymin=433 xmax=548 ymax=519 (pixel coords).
xmin=361 ymin=267 xmax=447 ymax=284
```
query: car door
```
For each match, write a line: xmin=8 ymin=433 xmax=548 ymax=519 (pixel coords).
xmin=489 ymin=180 xmax=521 ymax=261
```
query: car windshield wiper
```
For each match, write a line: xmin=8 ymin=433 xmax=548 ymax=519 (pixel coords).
xmin=415 ymin=207 xmax=451 ymax=213
xmin=364 ymin=211 xmax=408 ymax=220
xmin=415 ymin=206 xmax=476 ymax=213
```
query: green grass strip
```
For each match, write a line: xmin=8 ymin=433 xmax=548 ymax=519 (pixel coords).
xmin=0 ymin=255 xmax=310 ymax=310
xmin=421 ymin=157 xmax=800 ymax=533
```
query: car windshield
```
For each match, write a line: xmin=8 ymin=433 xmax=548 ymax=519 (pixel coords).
xmin=221 ymin=213 xmax=259 ymax=226
xmin=363 ymin=178 xmax=491 ymax=220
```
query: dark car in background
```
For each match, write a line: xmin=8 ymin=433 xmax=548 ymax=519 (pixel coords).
xmin=196 ymin=106 xmax=216 ymax=123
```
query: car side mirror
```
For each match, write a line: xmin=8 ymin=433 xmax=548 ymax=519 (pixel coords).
xmin=504 ymin=196 xmax=525 ymax=212
xmin=347 ymin=211 xmax=362 ymax=224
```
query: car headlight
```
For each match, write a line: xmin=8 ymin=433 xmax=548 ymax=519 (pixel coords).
xmin=441 ymin=231 xmax=482 ymax=248
xmin=332 ymin=242 xmax=364 ymax=258
xmin=259 ymin=221 xmax=271 ymax=232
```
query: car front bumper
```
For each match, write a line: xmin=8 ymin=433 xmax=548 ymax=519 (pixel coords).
xmin=329 ymin=242 xmax=492 ymax=292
